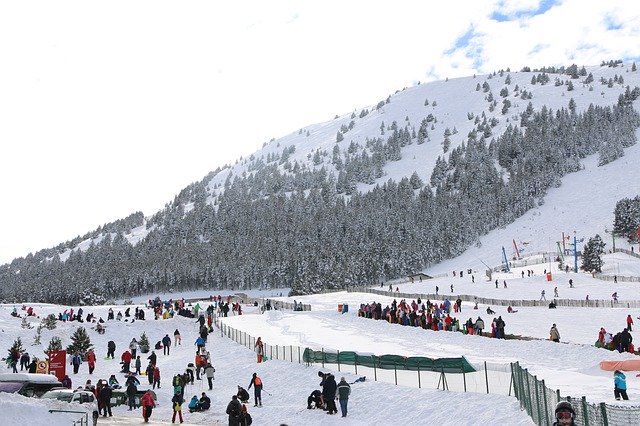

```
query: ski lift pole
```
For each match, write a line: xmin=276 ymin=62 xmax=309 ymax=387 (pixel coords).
xmin=501 ymin=247 xmax=510 ymax=272
xmin=573 ymin=235 xmax=578 ymax=273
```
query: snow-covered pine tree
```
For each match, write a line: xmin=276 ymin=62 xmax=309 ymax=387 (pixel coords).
xmin=33 ymin=325 xmax=43 ymax=345
xmin=139 ymin=332 xmax=150 ymax=353
xmin=45 ymin=336 xmax=63 ymax=356
xmin=581 ymin=234 xmax=606 ymax=273
xmin=66 ymin=326 xmax=93 ymax=358
xmin=613 ymin=196 xmax=640 ymax=241
xmin=42 ymin=314 xmax=57 ymax=330
xmin=21 ymin=317 xmax=33 ymax=329
xmin=7 ymin=337 xmax=24 ymax=365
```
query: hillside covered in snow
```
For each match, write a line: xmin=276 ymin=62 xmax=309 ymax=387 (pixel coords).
xmin=1 ymin=61 xmax=640 ymax=304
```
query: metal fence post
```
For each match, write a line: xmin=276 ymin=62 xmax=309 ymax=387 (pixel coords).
xmin=485 ymin=361 xmax=490 ymax=394
xmin=394 ymin=363 xmax=397 ymax=385
xmin=541 ymin=379 xmax=549 ymax=426
xmin=534 ymin=375 xmax=542 ymax=424
xmin=524 ymin=369 xmax=533 ymax=416
xmin=462 ymin=364 xmax=467 ymax=393
xmin=599 ymin=402 xmax=608 ymax=426
xmin=322 ymin=348 xmax=325 ymax=368
xmin=354 ymin=354 xmax=358 ymax=375
xmin=373 ymin=359 xmax=377 ymax=382
xmin=337 ymin=350 xmax=341 ymax=372
xmin=581 ymin=396 xmax=590 ymax=426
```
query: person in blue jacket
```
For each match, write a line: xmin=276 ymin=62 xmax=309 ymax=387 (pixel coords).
xmin=188 ymin=395 xmax=199 ymax=413
xmin=614 ymin=370 xmax=629 ymax=400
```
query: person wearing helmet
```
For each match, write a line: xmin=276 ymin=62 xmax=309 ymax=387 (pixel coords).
xmin=553 ymin=401 xmax=575 ymax=426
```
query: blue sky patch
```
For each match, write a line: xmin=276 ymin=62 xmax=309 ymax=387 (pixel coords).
xmin=491 ymin=0 xmax=559 ymax=22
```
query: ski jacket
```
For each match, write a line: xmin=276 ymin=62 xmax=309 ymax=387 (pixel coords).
xmin=337 ymin=379 xmax=351 ymax=400
xmin=141 ymin=392 xmax=155 ymax=407
xmin=615 ymin=371 xmax=627 ymax=390
xmin=322 ymin=375 xmax=337 ymax=399
xmin=205 ymin=365 xmax=215 ymax=379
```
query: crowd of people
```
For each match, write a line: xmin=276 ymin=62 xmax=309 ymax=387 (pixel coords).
xmin=357 ymin=298 xmax=508 ymax=338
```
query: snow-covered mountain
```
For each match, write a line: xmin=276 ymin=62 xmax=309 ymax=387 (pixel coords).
xmin=2 ymin=61 xmax=639 ymax=303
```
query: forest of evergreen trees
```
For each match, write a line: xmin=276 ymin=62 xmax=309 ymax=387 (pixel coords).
xmin=0 ymin=99 xmax=638 ymax=304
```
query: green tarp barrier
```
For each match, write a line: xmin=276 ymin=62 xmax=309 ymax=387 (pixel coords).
xmin=302 ymin=348 xmax=475 ymax=373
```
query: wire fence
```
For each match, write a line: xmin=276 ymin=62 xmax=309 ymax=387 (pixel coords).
xmin=511 ymin=361 xmax=640 ymax=425
xmin=361 ymin=288 xmax=640 ymax=309
xmin=212 ymin=293 xmax=640 ymax=425
xmin=214 ymin=315 xmax=513 ymax=395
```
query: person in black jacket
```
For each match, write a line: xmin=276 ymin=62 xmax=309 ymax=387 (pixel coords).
xmin=162 ymin=334 xmax=172 ymax=355
xmin=237 ymin=386 xmax=250 ymax=403
xmin=322 ymin=373 xmax=337 ymax=415
xmin=126 ymin=381 xmax=137 ymax=410
xmin=147 ymin=351 xmax=157 ymax=367
xmin=619 ymin=328 xmax=633 ymax=352
xmin=307 ymin=389 xmax=323 ymax=409
xmin=199 ymin=392 xmax=211 ymax=411
xmin=226 ymin=395 xmax=242 ymax=426
xmin=99 ymin=384 xmax=113 ymax=417
xmin=247 ymin=373 xmax=263 ymax=407
xmin=107 ymin=341 xmax=116 ymax=359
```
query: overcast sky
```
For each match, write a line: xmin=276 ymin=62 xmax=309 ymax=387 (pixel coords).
xmin=0 ymin=0 xmax=639 ymax=264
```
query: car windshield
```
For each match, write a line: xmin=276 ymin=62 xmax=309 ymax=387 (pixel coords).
xmin=57 ymin=393 xmax=74 ymax=402
xmin=41 ymin=390 xmax=74 ymax=402
xmin=0 ymin=382 xmax=22 ymax=393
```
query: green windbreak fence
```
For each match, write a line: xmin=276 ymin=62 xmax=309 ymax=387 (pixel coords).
xmin=302 ymin=348 xmax=475 ymax=373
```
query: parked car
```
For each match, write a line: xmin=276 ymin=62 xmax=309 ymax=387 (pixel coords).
xmin=0 ymin=373 xmax=62 ymax=397
xmin=41 ymin=389 xmax=99 ymax=426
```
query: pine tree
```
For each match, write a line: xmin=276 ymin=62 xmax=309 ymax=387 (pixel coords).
xmin=21 ymin=317 xmax=33 ymax=329
xmin=45 ymin=336 xmax=63 ymax=356
xmin=42 ymin=314 xmax=57 ymax=330
xmin=581 ymin=234 xmax=606 ymax=273
xmin=33 ymin=325 xmax=43 ymax=345
xmin=8 ymin=337 xmax=24 ymax=358
xmin=66 ymin=326 xmax=93 ymax=358
xmin=139 ymin=332 xmax=150 ymax=353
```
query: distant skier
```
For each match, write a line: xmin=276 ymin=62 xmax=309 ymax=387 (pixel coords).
xmin=549 ymin=324 xmax=560 ymax=343
xmin=247 ymin=373 xmax=263 ymax=407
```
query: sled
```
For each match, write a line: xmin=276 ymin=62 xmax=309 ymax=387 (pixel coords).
xmin=599 ymin=359 xmax=640 ymax=371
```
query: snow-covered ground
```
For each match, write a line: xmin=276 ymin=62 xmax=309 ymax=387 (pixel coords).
xmin=0 ymin=298 xmax=533 ymax=425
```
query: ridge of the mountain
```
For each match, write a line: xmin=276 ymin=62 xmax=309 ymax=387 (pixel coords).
xmin=2 ymin=62 xmax=639 ymax=304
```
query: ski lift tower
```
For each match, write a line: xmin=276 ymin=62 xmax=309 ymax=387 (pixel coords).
xmin=501 ymin=246 xmax=510 ymax=272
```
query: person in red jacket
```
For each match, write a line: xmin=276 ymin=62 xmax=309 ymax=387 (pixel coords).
xmin=121 ymin=350 xmax=132 ymax=373
xmin=627 ymin=315 xmax=634 ymax=332
xmin=141 ymin=390 xmax=156 ymax=423
xmin=86 ymin=349 xmax=96 ymax=375
xmin=153 ymin=366 xmax=161 ymax=389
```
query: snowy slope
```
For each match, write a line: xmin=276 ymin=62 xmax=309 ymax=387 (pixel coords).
xmin=0 ymin=299 xmax=533 ymax=425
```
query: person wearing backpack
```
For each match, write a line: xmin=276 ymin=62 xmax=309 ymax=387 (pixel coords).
xmin=247 ymin=373 xmax=263 ymax=407
xmin=171 ymin=391 xmax=184 ymax=424
xmin=226 ymin=395 xmax=242 ymax=426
